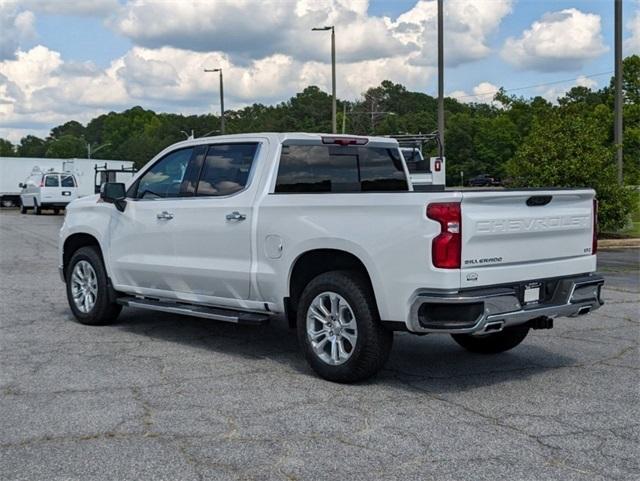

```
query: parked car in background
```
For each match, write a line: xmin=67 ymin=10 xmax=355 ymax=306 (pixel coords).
xmin=59 ymin=133 xmax=603 ymax=383
xmin=468 ymin=174 xmax=501 ymax=187
xmin=20 ymin=171 xmax=79 ymax=214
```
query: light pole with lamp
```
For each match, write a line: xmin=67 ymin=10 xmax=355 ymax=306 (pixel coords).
xmin=86 ymin=141 xmax=110 ymax=159
xmin=311 ymin=25 xmax=336 ymax=134
xmin=203 ymin=68 xmax=225 ymax=134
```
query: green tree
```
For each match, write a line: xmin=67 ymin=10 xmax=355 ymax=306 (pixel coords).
xmin=506 ymin=107 xmax=636 ymax=232
xmin=0 ymin=138 xmax=15 ymax=156
xmin=50 ymin=120 xmax=85 ymax=139
xmin=45 ymin=135 xmax=85 ymax=158
xmin=17 ymin=135 xmax=48 ymax=157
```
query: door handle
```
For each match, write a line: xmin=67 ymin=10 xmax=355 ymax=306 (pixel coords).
xmin=226 ymin=211 xmax=246 ymax=221
xmin=156 ymin=211 xmax=174 ymax=220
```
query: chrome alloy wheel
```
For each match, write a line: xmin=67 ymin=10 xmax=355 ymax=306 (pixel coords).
xmin=306 ymin=291 xmax=358 ymax=366
xmin=71 ymin=260 xmax=98 ymax=313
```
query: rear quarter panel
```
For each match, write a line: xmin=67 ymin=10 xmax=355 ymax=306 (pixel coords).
xmin=255 ymin=191 xmax=461 ymax=321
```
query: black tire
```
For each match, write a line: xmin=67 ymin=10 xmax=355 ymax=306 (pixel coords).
xmin=66 ymin=246 xmax=121 ymax=325
xmin=33 ymin=200 xmax=41 ymax=215
xmin=297 ymin=270 xmax=393 ymax=383
xmin=20 ymin=204 xmax=27 ymax=214
xmin=451 ymin=326 xmax=530 ymax=354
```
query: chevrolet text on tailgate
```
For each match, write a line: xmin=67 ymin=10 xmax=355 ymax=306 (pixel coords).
xmin=59 ymin=133 xmax=604 ymax=382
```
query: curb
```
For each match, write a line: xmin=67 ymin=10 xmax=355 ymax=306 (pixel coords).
xmin=598 ymin=238 xmax=640 ymax=249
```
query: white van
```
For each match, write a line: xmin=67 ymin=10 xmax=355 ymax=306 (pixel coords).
xmin=19 ymin=171 xmax=79 ymax=215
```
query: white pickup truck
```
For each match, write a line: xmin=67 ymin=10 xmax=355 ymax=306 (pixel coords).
xmin=59 ymin=133 xmax=604 ymax=382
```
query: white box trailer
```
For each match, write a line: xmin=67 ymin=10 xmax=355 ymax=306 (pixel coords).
xmin=0 ymin=157 xmax=136 ymax=207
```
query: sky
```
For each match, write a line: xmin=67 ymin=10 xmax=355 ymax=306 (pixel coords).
xmin=0 ymin=0 xmax=638 ymax=142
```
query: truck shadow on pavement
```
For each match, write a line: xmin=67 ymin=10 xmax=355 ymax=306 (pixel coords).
xmin=114 ymin=307 xmax=575 ymax=393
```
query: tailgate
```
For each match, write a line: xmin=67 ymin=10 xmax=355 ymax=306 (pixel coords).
xmin=460 ymin=189 xmax=596 ymax=286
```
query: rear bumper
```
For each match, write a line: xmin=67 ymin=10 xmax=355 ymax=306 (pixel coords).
xmin=407 ymin=273 xmax=604 ymax=334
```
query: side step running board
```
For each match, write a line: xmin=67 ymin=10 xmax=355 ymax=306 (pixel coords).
xmin=116 ymin=297 xmax=271 ymax=326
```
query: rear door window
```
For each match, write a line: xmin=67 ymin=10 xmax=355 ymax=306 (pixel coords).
xmin=61 ymin=175 xmax=76 ymax=187
xmin=44 ymin=175 xmax=59 ymax=187
xmin=275 ymin=144 xmax=408 ymax=193
xmin=275 ymin=145 xmax=359 ymax=193
xmin=196 ymin=143 xmax=258 ymax=196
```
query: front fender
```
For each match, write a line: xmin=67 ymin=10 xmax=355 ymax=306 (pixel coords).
xmin=59 ymin=200 xmax=115 ymax=279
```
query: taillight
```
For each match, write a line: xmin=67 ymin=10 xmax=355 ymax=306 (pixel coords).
xmin=592 ymin=199 xmax=598 ymax=255
xmin=427 ymin=202 xmax=461 ymax=269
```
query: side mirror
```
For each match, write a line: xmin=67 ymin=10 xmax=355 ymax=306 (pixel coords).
xmin=100 ymin=182 xmax=127 ymax=212
xmin=18 ymin=183 xmax=25 ymax=189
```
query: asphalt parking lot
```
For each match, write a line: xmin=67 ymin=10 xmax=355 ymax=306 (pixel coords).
xmin=1 ymin=209 xmax=638 ymax=481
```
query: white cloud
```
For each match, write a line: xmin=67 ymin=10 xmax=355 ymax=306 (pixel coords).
xmin=502 ymin=8 xmax=608 ymax=72
xmin=110 ymin=0 xmax=511 ymax=67
xmin=110 ymin=0 xmax=410 ymax=64
xmin=392 ymin=0 xmax=513 ymax=67
xmin=0 ymin=0 xmax=515 ymax=140
xmin=0 ymin=45 xmax=129 ymax=139
xmin=0 ymin=3 xmax=36 ymax=60
xmin=0 ymin=44 xmax=433 ymax=139
xmin=21 ymin=0 xmax=119 ymax=16
xmin=449 ymin=81 xmax=501 ymax=104
xmin=536 ymin=75 xmax=599 ymax=103
xmin=625 ymin=1 xmax=640 ymax=55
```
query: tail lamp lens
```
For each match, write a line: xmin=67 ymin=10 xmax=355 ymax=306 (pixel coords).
xmin=427 ymin=202 xmax=461 ymax=269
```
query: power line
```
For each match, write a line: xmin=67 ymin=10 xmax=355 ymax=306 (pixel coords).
xmin=451 ymin=70 xmax=614 ymax=100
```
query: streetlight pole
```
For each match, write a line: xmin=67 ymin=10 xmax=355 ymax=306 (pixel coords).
xmin=437 ymin=0 xmax=445 ymax=158
xmin=204 ymin=68 xmax=225 ymax=134
xmin=614 ymin=0 xmax=623 ymax=184
xmin=86 ymin=141 xmax=110 ymax=159
xmin=312 ymin=25 xmax=336 ymax=134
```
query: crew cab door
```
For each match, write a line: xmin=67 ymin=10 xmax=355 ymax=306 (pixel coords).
xmin=108 ymin=142 xmax=260 ymax=305
xmin=108 ymin=147 xmax=195 ymax=294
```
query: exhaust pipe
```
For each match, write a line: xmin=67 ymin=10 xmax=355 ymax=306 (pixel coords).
xmin=482 ymin=321 xmax=504 ymax=333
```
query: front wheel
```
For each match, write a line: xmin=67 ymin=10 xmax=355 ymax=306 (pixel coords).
xmin=297 ymin=270 xmax=393 ymax=383
xmin=66 ymin=246 xmax=121 ymax=325
xmin=33 ymin=200 xmax=41 ymax=215
xmin=20 ymin=204 xmax=27 ymax=214
xmin=451 ymin=326 xmax=530 ymax=354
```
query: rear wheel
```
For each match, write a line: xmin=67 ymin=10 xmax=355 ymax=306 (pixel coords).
xmin=451 ymin=326 xmax=530 ymax=354
xmin=20 ymin=204 xmax=27 ymax=214
xmin=66 ymin=246 xmax=121 ymax=325
xmin=297 ymin=270 xmax=393 ymax=383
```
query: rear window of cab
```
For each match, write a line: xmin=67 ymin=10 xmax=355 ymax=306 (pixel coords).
xmin=275 ymin=144 xmax=408 ymax=193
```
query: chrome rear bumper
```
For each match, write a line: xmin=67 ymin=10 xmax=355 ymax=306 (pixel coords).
xmin=408 ymin=274 xmax=604 ymax=334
